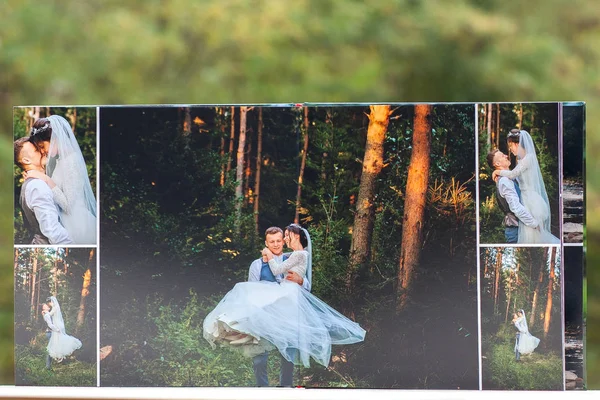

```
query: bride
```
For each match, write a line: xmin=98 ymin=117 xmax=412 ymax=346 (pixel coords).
xmin=45 ymin=296 xmax=82 ymax=361
xmin=25 ymin=115 xmax=97 ymax=245
xmin=512 ymin=309 xmax=540 ymax=355
xmin=492 ymin=129 xmax=559 ymax=244
xmin=203 ymin=224 xmax=366 ymax=368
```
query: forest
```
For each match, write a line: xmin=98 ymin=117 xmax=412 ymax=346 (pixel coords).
xmin=480 ymin=246 xmax=563 ymax=390
xmin=14 ymin=247 xmax=96 ymax=386
xmin=99 ymin=104 xmax=479 ymax=388
xmin=13 ymin=107 xmax=97 ymax=244
xmin=477 ymin=103 xmax=560 ymax=244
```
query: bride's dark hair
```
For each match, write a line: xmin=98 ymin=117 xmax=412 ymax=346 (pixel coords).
xmin=30 ymin=118 xmax=53 ymax=155
xmin=507 ymin=128 xmax=521 ymax=144
xmin=286 ymin=223 xmax=308 ymax=248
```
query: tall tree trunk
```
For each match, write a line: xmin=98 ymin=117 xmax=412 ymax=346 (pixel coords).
xmin=54 ymin=257 xmax=58 ymax=294
xmin=76 ymin=249 xmax=94 ymax=331
xmin=495 ymin=104 xmax=501 ymax=149
xmin=68 ymin=108 xmax=77 ymax=134
xmin=494 ymin=249 xmax=502 ymax=314
xmin=219 ymin=108 xmax=226 ymax=186
xmin=505 ymin=271 xmax=512 ymax=323
xmin=294 ymin=107 xmax=310 ymax=224
xmin=235 ymin=107 xmax=248 ymax=235
xmin=397 ymin=104 xmax=432 ymax=311
xmin=346 ymin=105 xmax=391 ymax=293
xmin=543 ymin=247 xmax=557 ymax=339
xmin=254 ymin=108 xmax=263 ymax=235
xmin=36 ymin=265 xmax=42 ymax=322
xmin=226 ymin=107 xmax=236 ymax=178
xmin=321 ymin=110 xmax=332 ymax=181
xmin=530 ymin=252 xmax=545 ymax=327
xmin=244 ymin=127 xmax=253 ymax=206
xmin=483 ymin=248 xmax=489 ymax=278
xmin=30 ymin=249 xmax=38 ymax=322
xmin=518 ymin=104 xmax=523 ymax=130
xmin=182 ymin=107 xmax=191 ymax=136
xmin=487 ymin=104 xmax=492 ymax=149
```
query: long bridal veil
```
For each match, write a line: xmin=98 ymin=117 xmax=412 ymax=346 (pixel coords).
xmin=46 ymin=115 xmax=97 ymax=244
xmin=515 ymin=309 xmax=540 ymax=355
xmin=515 ymin=130 xmax=559 ymax=244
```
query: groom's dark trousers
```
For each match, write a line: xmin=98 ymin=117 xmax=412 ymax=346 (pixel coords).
xmin=45 ymin=331 xmax=52 ymax=369
xmin=252 ymin=256 xmax=295 ymax=387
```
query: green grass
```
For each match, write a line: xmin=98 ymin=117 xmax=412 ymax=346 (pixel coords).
xmin=15 ymin=344 xmax=96 ymax=386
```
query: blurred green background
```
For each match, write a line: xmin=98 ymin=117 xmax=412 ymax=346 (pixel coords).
xmin=0 ymin=0 xmax=598 ymax=388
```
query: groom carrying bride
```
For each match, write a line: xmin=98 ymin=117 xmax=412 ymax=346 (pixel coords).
xmin=246 ymin=226 xmax=311 ymax=387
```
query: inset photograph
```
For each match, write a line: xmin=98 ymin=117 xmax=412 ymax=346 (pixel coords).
xmin=99 ymin=104 xmax=479 ymax=389
xmin=478 ymin=103 xmax=560 ymax=245
xmin=562 ymin=103 xmax=584 ymax=244
xmin=13 ymin=107 xmax=97 ymax=245
xmin=480 ymin=246 xmax=563 ymax=390
xmin=14 ymin=248 xmax=97 ymax=386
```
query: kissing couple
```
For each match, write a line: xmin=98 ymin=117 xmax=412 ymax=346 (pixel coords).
xmin=14 ymin=115 xmax=96 ymax=245
xmin=488 ymin=129 xmax=559 ymax=244
xmin=203 ymin=223 xmax=366 ymax=386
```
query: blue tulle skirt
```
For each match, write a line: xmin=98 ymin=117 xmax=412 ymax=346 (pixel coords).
xmin=203 ymin=280 xmax=366 ymax=367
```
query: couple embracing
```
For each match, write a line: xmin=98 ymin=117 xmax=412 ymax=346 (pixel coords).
xmin=203 ymin=224 xmax=366 ymax=387
xmin=14 ymin=115 xmax=96 ymax=245
xmin=487 ymin=129 xmax=559 ymax=244
xmin=40 ymin=296 xmax=82 ymax=369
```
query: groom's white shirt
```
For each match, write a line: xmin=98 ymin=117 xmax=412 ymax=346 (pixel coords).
xmin=248 ymin=253 xmax=311 ymax=291
xmin=43 ymin=312 xmax=59 ymax=332
xmin=24 ymin=178 xmax=73 ymax=244
xmin=497 ymin=176 xmax=538 ymax=228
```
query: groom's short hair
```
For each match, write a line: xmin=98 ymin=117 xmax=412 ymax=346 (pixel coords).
xmin=486 ymin=149 xmax=500 ymax=171
xmin=265 ymin=226 xmax=283 ymax=237
xmin=14 ymin=136 xmax=30 ymax=170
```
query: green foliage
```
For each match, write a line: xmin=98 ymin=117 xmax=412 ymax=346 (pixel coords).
xmin=483 ymin=325 xmax=563 ymax=390
xmin=15 ymin=338 xmax=95 ymax=386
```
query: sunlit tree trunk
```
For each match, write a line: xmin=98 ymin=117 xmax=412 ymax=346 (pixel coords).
xmin=397 ymin=104 xmax=432 ymax=311
xmin=36 ymin=265 xmax=42 ymax=323
xmin=494 ymin=249 xmax=502 ymax=314
xmin=346 ymin=105 xmax=391 ymax=293
xmin=244 ymin=127 xmax=253 ymax=207
xmin=530 ymin=253 xmax=545 ymax=327
xmin=218 ymin=107 xmax=226 ymax=186
xmin=76 ymin=249 xmax=94 ymax=331
xmin=254 ymin=108 xmax=263 ymax=235
xmin=543 ymin=247 xmax=557 ymax=339
xmin=505 ymin=270 xmax=512 ymax=323
xmin=68 ymin=108 xmax=77 ymax=134
xmin=294 ymin=107 xmax=310 ymax=224
xmin=182 ymin=107 xmax=191 ymax=136
xmin=518 ymin=104 xmax=523 ymax=130
xmin=235 ymin=107 xmax=248 ymax=234
xmin=30 ymin=250 xmax=38 ymax=322
xmin=226 ymin=107 xmax=236 ymax=178
xmin=487 ymin=104 xmax=492 ymax=149
xmin=495 ymin=104 xmax=501 ymax=149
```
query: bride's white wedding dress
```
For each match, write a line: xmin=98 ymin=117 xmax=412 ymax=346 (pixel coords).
xmin=45 ymin=115 xmax=97 ymax=245
xmin=47 ymin=296 xmax=82 ymax=360
xmin=203 ymin=250 xmax=366 ymax=368
xmin=497 ymin=131 xmax=559 ymax=244
xmin=514 ymin=312 xmax=540 ymax=355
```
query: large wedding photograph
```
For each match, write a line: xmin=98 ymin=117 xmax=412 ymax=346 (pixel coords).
xmin=13 ymin=107 xmax=97 ymax=246
xmin=480 ymin=246 xmax=563 ymax=390
xmin=99 ymin=104 xmax=479 ymax=388
xmin=478 ymin=103 xmax=560 ymax=245
xmin=14 ymin=247 xmax=97 ymax=386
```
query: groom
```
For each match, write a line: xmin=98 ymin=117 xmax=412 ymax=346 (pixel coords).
xmin=247 ymin=226 xmax=311 ymax=387
xmin=41 ymin=300 xmax=60 ymax=369
xmin=487 ymin=149 xmax=539 ymax=243
xmin=14 ymin=137 xmax=73 ymax=244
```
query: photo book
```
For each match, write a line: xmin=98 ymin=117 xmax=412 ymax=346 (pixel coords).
xmin=12 ymin=102 xmax=586 ymax=392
